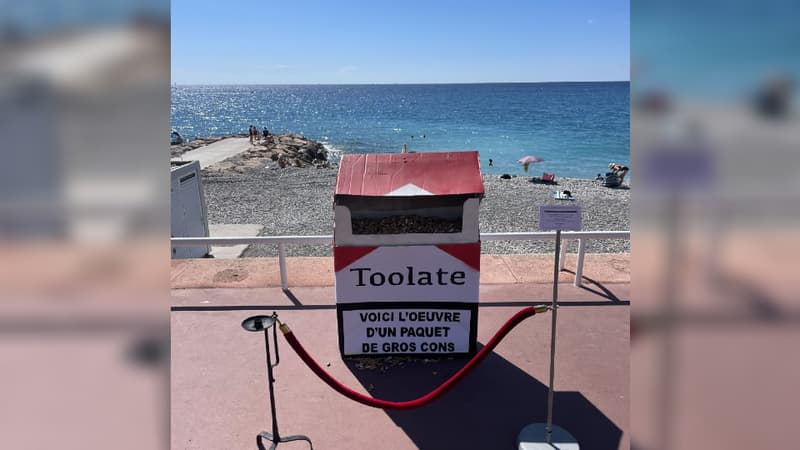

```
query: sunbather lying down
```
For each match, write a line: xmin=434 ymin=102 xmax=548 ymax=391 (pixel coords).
xmin=530 ymin=172 xmax=557 ymax=184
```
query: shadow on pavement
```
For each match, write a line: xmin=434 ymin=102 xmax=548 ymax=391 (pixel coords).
xmin=562 ymin=269 xmax=624 ymax=302
xmin=344 ymin=344 xmax=622 ymax=450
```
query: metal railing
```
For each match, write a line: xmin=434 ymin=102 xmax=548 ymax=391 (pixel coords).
xmin=171 ymin=231 xmax=630 ymax=289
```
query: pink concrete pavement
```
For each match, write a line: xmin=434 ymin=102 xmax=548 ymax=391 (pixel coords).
xmin=171 ymin=255 xmax=629 ymax=449
xmin=171 ymin=253 xmax=630 ymax=289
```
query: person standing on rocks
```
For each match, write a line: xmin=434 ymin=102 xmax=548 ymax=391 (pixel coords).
xmin=248 ymin=125 xmax=255 ymax=144
xmin=262 ymin=127 xmax=270 ymax=143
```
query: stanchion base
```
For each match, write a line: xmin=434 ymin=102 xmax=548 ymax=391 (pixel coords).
xmin=257 ymin=431 xmax=313 ymax=450
xmin=517 ymin=423 xmax=579 ymax=450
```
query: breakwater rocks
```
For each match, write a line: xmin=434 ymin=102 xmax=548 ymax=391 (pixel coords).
xmin=205 ymin=133 xmax=333 ymax=175
xmin=257 ymin=133 xmax=331 ymax=168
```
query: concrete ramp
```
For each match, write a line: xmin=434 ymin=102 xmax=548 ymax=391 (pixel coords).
xmin=208 ymin=224 xmax=264 ymax=259
xmin=171 ymin=137 xmax=251 ymax=168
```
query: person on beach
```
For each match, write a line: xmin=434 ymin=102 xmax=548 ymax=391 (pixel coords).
xmin=248 ymin=126 xmax=253 ymax=144
xmin=608 ymin=163 xmax=630 ymax=183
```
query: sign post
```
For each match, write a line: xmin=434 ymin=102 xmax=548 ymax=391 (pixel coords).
xmin=517 ymin=206 xmax=582 ymax=449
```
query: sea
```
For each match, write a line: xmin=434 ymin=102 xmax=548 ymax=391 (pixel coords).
xmin=171 ymin=82 xmax=629 ymax=178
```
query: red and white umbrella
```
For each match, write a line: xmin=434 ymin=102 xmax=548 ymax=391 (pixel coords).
xmin=517 ymin=155 xmax=544 ymax=173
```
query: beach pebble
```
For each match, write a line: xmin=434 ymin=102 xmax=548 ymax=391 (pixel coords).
xmin=201 ymin=166 xmax=629 ymax=257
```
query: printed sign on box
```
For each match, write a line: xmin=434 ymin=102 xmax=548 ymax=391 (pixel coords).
xmin=335 ymin=244 xmax=480 ymax=303
xmin=334 ymin=243 xmax=480 ymax=356
xmin=339 ymin=308 xmax=473 ymax=355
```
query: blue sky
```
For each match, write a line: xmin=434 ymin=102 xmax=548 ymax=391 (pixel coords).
xmin=172 ymin=0 xmax=629 ymax=84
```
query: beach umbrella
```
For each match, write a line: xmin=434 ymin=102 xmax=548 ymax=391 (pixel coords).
xmin=517 ymin=155 xmax=544 ymax=173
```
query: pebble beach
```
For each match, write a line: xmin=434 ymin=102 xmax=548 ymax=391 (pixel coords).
xmin=200 ymin=164 xmax=630 ymax=257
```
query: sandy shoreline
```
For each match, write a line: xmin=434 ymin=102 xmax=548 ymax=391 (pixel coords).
xmin=200 ymin=165 xmax=630 ymax=257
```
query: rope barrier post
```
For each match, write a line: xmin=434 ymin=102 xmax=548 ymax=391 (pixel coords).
xmin=242 ymin=314 xmax=313 ymax=450
xmin=518 ymin=209 xmax=580 ymax=449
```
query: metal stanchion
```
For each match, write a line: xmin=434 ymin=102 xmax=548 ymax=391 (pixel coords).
xmin=242 ymin=313 xmax=313 ymax=450
xmin=517 ymin=229 xmax=579 ymax=449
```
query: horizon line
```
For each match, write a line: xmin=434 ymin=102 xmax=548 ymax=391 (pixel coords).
xmin=171 ymin=80 xmax=631 ymax=86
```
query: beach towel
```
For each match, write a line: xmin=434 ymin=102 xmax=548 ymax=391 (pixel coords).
xmin=552 ymin=190 xmax=575 ymax=201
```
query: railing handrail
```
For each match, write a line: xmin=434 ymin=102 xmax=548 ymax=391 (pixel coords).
xmin=170 ymin=231 xmax=630 ymax=290
xmin=171 ymin=235 xmax=333 ymax=246
xmin=481 ymin=231 xmax=629 ymax=240
xmin=170 ymin=230 xmax=630 ymax=247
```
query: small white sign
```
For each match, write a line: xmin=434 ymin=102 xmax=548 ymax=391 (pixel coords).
xmin=539 ymin=205 xmax=582 ymax=231
xmin=341 ymin=308 xmax=472 ymax=355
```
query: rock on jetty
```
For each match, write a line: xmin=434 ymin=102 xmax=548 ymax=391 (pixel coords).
xmin=199 ymin=133 xmax=333 ymax=175
xmin=261 ymin=133 xmax=331 ymax=169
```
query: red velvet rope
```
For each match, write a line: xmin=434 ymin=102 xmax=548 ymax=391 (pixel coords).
xmin=281 ymin=306 xmax=542 ymax=410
